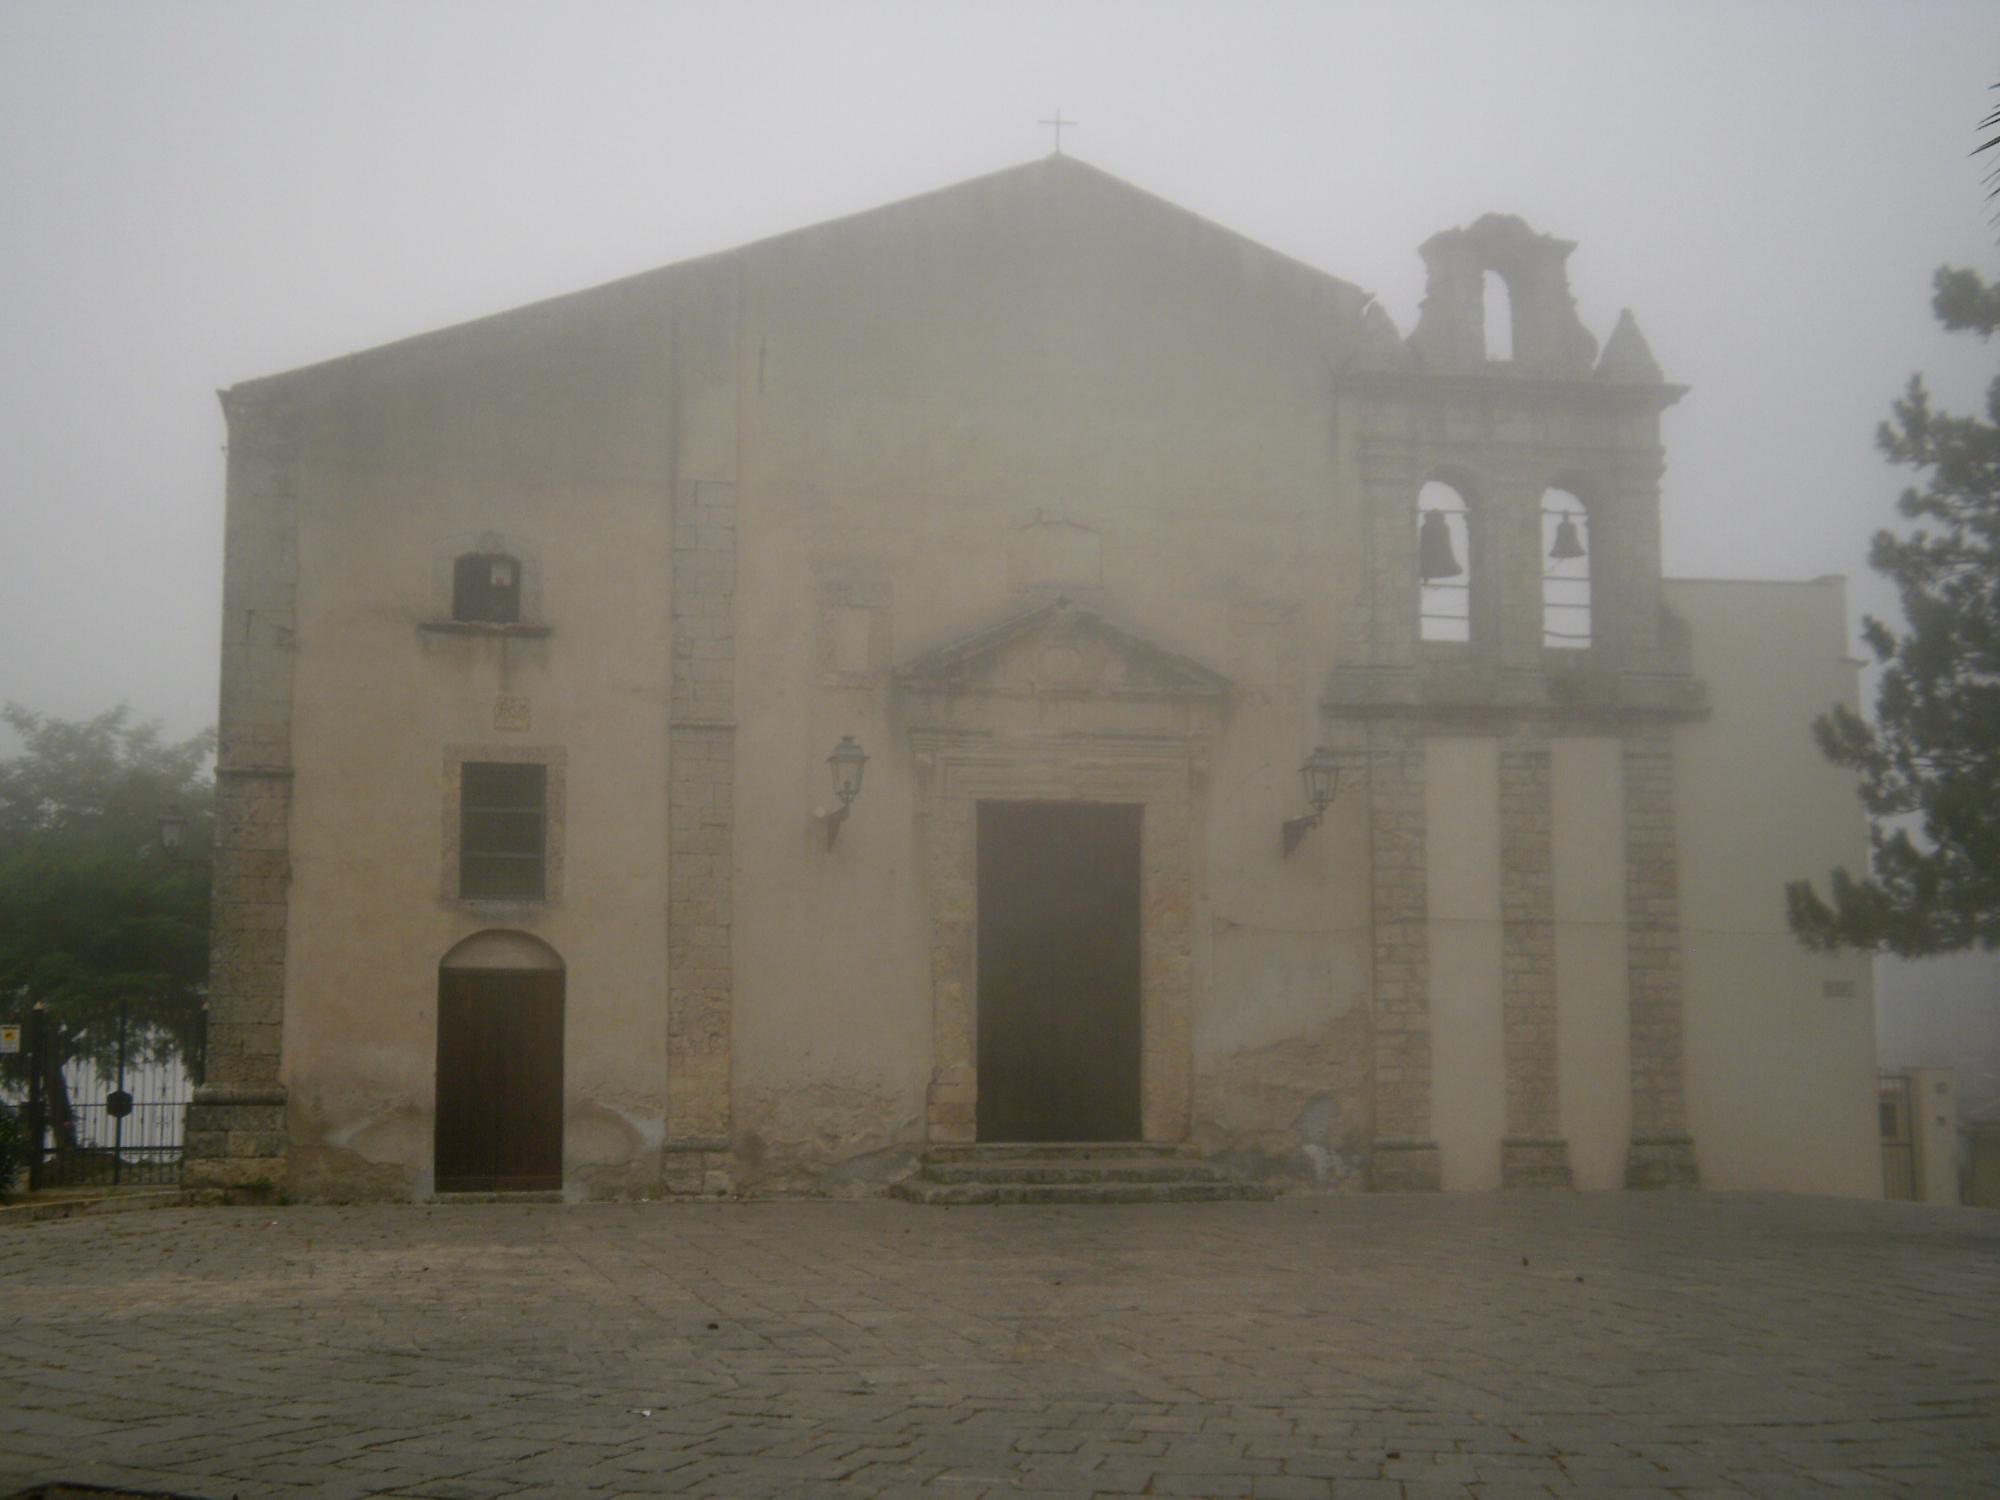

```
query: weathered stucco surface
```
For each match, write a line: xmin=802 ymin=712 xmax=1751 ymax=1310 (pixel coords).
xmin=194 ymin=157 xmax=1877 ymax=1201
xmin=1671 ymin=577 xmax=1879 ymax=1196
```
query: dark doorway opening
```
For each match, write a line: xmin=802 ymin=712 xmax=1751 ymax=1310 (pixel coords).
xmin=976 ymin=800 xmax=1142 ymax=1142
xmin=434 ymin=968 xmax=564 ymax=1191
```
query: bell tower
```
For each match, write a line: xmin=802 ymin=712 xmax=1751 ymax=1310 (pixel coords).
xmin=1331 ymin=217 xmax=1704 ymax=1194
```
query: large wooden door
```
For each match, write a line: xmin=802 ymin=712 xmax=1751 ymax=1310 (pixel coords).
xmin=976 ymin=801 xmax=1142 ymax=1142
xmin=434 ymin=969 xmax=564 ymax=1192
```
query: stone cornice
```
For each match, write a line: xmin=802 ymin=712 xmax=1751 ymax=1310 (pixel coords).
xmin=1339 ymin=367 xmax=1688 ymax=412
xmin=1322 ymin=660 xmax=1707 ymax=726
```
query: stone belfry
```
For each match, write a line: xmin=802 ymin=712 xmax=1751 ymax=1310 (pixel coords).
xmin=1330 ymin=214 xmax=1704 ymax=1191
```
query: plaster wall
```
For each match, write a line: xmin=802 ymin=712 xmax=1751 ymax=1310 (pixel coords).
xmin=1551 ymin=735 xmax=1631 ymax=1189
xmin=1670 ymin=577 xmax=1878 ymax=1197
xmin=1906 ymin=1066 xmax=1961 ymax=1206
xmin=715 ymin=161 xmax=1379 ymax=1186
xmin=1427 ymin=736 xmax=1505 ymax=1189
xmin=271 ymin=272 xmax=681 ymax=1199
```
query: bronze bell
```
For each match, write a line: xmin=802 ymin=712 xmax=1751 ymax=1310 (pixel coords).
xmin=1549 ymin=514 xmax=1586 ymax=562
xmin=1418 ymin=509 xmax=1462 ymax=581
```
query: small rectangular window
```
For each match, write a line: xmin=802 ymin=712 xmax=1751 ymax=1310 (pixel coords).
xmin=453 ymin=553 xmax=521 ymax=624
xmin=460 ymin=762 xmax=546 ymax=899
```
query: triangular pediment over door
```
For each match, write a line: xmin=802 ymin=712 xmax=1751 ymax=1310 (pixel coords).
xmin=895 ymin=596 xmax=1230 ymax=744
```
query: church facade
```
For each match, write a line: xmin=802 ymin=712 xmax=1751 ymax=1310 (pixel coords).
xmin=186 ymin=157 xmax=1880 ymax=1200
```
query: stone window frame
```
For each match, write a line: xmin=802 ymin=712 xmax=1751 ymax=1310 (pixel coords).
xmin=442 ymin=744 xmax=567 ymax=907
xmin=912 ymin=731 xmax=1199 ymax=1147
xmin=816 ymin=578 xmax=893 ymax=687
xmin=421 ymin=532 xmax=553 ymax=639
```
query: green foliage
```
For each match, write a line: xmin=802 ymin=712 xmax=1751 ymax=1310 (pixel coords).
xmin=0 ymin=705 xmax=215 ymax=1085
xmin=1787 ymin=270 xmax=2000 ymax=955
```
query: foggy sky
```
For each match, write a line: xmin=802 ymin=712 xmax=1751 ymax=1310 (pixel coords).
xmin=3 ymin=0 xmax=1998 ymax=742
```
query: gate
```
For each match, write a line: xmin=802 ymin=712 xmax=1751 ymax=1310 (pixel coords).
xmin=5 ymin=1001 xmax=204 ymax=1191
xmin=1879 ymin=1073 xmax=1916 ymax=1201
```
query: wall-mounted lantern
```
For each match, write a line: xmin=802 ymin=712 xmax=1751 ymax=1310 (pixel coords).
xmin=1281 ymin=747 xmax=1339 ymax=857
xmin=157 ymin=807 xmax=187 ymax=857
xmin=819 ymin=735 xmax=869 ymax=849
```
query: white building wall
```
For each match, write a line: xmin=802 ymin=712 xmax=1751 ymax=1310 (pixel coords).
xmin=1670 ymin=577 xmax=1879 ymax=1197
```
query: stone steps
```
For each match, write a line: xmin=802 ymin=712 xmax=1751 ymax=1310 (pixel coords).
xmin=923 ymin=1141 xmax=1190 ymax=1163
xmin=921 ymin=1157 xmax=1233 ymax=1186
xmin=891 ymin=1143 xmax=1274 ymax=1205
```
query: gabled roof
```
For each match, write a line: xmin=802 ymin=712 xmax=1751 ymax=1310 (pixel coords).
xmin=895 ymin=597 xmax=1231 ymax=698
xmin=746 ymin=151 xmax=1367 ymax=295
xmin=232 ymin=154 xmax=1374 ymax=393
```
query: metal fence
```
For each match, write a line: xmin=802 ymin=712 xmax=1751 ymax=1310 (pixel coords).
xmin=3 ymin=1001 xmax=203 ymax=1190
xmin=1880 ymin=1073 xmax=1917 ymax=1202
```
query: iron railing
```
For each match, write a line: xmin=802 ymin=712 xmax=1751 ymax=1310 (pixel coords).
xmin=4 ymin=1001 xmax=203 ymax=1191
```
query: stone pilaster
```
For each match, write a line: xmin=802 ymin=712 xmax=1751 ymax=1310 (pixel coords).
xmin=1498 ymin=741 xmax=1571 ymax=1188
xmin=186 ymin=383 xmax=297 ymax=1196
xmin=1599 ymin=451 xmax=1669 ymax=661
xmin=1355 ymin=441 xmax=1421 ymax=670
xmin=1367 ymin=728 xmax=1440 ymax=1190
xmin=921 ymin=785 xmax=977 ymax=1143
xmin=1493 ymin=476 xmax=1549 ymax=672
xmin=664 ymin=477 xmax=737 ymax=1194
xmin=1623 ymin=729 xmax=1698 ymax=1187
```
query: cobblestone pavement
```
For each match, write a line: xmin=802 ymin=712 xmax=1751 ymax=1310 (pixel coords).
xmin=1 ymin=1194 xmax=1995 ymax=1499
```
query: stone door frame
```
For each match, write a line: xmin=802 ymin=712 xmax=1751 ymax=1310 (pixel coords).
xmin=912 ymin=729 xmax=1201 ymax=1145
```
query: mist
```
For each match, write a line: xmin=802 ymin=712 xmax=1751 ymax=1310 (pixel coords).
xmin=4 ymin=2 xmax=1998 ymax=1107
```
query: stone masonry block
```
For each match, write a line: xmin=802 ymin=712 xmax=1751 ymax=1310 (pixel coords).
xmin=1369 ymin=1141 xmax=1442 ymax=1192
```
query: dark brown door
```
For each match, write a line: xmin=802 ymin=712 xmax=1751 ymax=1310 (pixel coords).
xmin=976 ymin=801 xmax=1142 ymax=1142
xmin=434 ymin=969 xmax=564 ymax=1191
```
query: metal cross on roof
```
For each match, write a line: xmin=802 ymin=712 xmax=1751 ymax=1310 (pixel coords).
xmin=1039 ymin=110 xmax=1077 ymax=154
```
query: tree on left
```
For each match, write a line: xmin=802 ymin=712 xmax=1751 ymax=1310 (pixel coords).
xmin=0 ymin=705 xmax=213 ymax=1148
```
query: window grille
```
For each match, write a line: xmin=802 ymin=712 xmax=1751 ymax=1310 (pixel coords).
xmin=460 ymin=762 xmax=546 ymax=899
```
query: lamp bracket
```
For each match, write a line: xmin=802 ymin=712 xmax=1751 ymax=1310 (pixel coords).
xmin=1281 ymin=808 xmax=1324 ymax=858
xmin=820 ymin=802 xmax=851 ymax=851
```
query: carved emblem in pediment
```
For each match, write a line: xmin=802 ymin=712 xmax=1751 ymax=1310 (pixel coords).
xmin=894 ymin=597 xmax=1229 ymax=701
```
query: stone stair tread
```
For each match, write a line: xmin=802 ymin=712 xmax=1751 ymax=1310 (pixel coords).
xmin=892 ymin=1142 xmax=1272 ymax=1206
xmin=924 ymin=1141 xmax=1194 ymax=1162
xmin=891 ymin=1178 xmax=1274 ymax=1206
xmin=923 ymin=1159 xmax=1231 ymax=1184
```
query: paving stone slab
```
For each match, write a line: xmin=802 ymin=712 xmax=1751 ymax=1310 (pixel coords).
xmin=1 ymin=1195 xmax=1995 ymax=1497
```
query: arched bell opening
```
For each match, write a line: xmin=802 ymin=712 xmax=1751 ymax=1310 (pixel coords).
xmin=434 ymin=930 xmax=564 ymax=1192
xmin=1483 ymin=268 xmax=1515 ymax=363
xmin=1417 ymin=476 xmax=1481 ymax=644
xmin=1541 ymin=487 xmax=1593 ymax=650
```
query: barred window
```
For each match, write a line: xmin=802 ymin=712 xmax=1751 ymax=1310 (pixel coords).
xmin=460 ymin=763 xmax=546 ymax=899
xmin=453 ymin=552 xmax=521 ymax=625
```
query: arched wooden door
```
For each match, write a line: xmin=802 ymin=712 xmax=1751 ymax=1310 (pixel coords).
xmin=435 ymin=938 xmax=564 ymax=1192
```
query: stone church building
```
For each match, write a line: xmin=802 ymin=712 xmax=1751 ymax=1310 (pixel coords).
xmin=187 ymin=156 xmax=1880 ymax=1201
